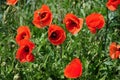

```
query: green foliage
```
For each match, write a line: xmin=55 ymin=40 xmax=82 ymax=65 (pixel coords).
xmin=0 ymin=0 xmax=120 ymax=80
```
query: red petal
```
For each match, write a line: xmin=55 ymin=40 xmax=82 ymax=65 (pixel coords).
xmin=64 ymin=58 xmax=82 ymax=78
xmin=32 ymin=5 xmax=52 ymax=28
xmin=7 ymin=0 xmax=18 ymax=5
xmin=26 ymin=53 xmax=34 ymax=62
xmin=48 ymin=24 xmax=66 ymax=45
xmin=63 ymin=13 xmax=83 ymax=34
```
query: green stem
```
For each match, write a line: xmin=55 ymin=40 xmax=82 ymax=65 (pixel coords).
xmin=104 ymin=8 xmax=109 ymax=49
xmin=60 ymin=45 xmax=62 ymax=59
xmin=2 ymin=6 xmax=10 ymax=24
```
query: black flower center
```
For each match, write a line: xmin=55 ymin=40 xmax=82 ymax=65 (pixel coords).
xmin=40 ymin=12 xmax=46 ymax=19
xmin=21 ymin=33 xmax=26 ymax=40
xmin=117 ymin=48 xmax=120 ymax=51
xmin=68 ymin=20 xmax=77 ymax=28
xmin=112 ymin=0 xmax=117 ymax=2
xmin=50 ymin=32 xmax=58 ymax=40
xmin=24 ymin=46 xmax=29 ymax=53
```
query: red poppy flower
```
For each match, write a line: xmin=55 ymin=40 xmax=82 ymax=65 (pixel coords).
xmin=16 ymin=40 xmax=35 ymax=63
xmin=63 ymin=13 xmax=83 ymax=35
xmin=48 ymin=24 xmax=66 ymax=45
xmin=15 ymin=26 xmax=31 ymax=45
xmin=109 ymin=42 xmax=120 ymax=59
xmin=6 ymin=0 xmax=18 ymax=5
xmin=106 ymin=0 xmax=120 ymax=11
xmin=64 ymin=58 xmax=82 ymax=78
xmin=32 ymin=5 xmax=52 ymax=28
xmin=86 ymin=13 xmax=105 ymax=34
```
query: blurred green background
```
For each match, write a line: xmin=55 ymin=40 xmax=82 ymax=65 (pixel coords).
xmin=0 ymin=0 xmax=120 ymax=80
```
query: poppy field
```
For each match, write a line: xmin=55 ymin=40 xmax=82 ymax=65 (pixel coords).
xmin=0 ymin=0 xmax=120 ymax=80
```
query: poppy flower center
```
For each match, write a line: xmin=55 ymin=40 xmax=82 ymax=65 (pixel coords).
xmin=40 ymin=12 xmax=46 ymax=19
xmin=117 ymin=45 xmax=120 ymax=51
xmin=117 ymin=48 xmax=120 ymax=51
xmin=21 ymin=33 xmax=26 ymax=40
xmin=111 ymin=0 xmax=117 ymax=2
xmin=50 ymin=32 xmax=59 ymax=40
xmin=24 ymin=46 xmax=29 ymax=53
xmin=68 ymin=20 xmax=77 ymax=28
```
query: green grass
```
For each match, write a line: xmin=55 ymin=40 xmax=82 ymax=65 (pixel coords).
xmin=0 ymin=0 xmax=120 ymax=80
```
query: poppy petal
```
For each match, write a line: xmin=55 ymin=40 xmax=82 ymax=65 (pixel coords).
xmin=63 ymin=13 xmax=83 ymax=35
xmin=109 ymin=42 xmax=120 ymax=59
xmin=7 ymin=0 xmax=18 ymax=5
xmin=106 ymin=0 xmax=120 ymax=11
xmin=48 ymin=24 xmax=66 ymax=45
xmin=16 ymin=40 xmax=35 ymax=63
xmin=86 ymin=13 xmax=105 ymax=34
xmin=64 ymin=58 xmax=82 ymax=78
xmin=32 ymin=5 xmax=52 ymax=28
xmin=26 ymin=53 xmax=34 ymax=62
xmin=15 ymin=26 xmax=31 ymax=45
